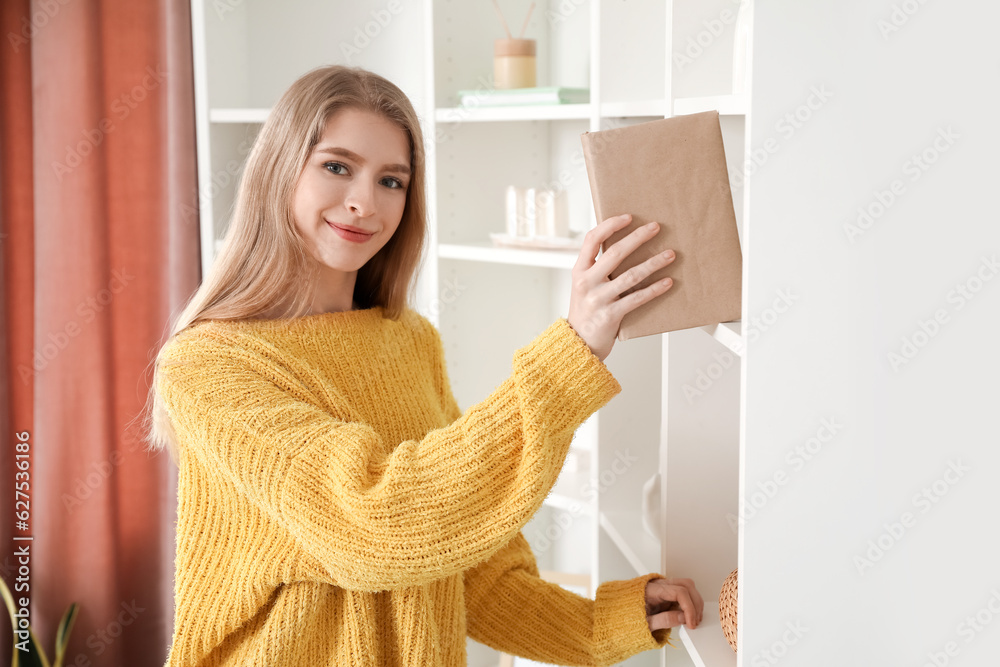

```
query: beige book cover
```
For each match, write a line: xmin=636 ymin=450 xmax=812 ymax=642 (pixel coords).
xmin=580 ymin=110 xmax=743 ymax=341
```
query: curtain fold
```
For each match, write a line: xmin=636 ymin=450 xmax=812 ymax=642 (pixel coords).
xmin=2 ymin=1 xmax=200 ymax=664
xmin=0 ymin=0 xmax=37 ymax=659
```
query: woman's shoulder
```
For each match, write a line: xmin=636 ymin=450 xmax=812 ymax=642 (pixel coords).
xmin=397 ymin=306 xmax=446 ymax=350
xmin=157 ymin=319 xmax=239 ymax=368
xmin=397 ymin=305 xmax=435 ymax=335
xmin=160 ymin=305 xmax=440 ymax=357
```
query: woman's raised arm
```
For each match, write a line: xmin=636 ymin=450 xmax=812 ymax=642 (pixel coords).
xmin=156 ymin=314 xmax=620 ymax=592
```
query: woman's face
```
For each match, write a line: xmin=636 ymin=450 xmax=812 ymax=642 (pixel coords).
xmin=291 ymin=107 xmax=411 ymax=276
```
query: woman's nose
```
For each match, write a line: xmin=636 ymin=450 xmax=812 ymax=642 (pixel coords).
xmin=344 ymin=182 xmax=375 ymax=217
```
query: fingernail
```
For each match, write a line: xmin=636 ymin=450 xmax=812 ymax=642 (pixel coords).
xmin=646 ymin=222 xmax=658 ymax=230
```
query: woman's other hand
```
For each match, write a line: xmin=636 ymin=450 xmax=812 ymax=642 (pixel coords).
xmin=567 ymin=213 xmax=676 ymax=362
xmin=645 ymin=577 xmax=704 ymax=633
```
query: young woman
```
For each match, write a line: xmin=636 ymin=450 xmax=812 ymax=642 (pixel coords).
xmin=146 ymin=65 xmax=702 ymax=666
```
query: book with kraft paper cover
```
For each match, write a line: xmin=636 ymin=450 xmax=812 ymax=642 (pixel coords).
xmin=580 ymin=110 xmax=743 ymax=341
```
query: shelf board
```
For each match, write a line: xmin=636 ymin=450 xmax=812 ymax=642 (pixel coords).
xmin=599 ymin=511 xmax=659 ymax=576
xmin=599 ymin=99 xmax=667 ymax=118
xmin=210 ymin=108 xmax=270 ymax=123
xmin=435 ymin=104 xmax=592 ymax=123
xmin=700 ymin=320 xmax=743 ymax=357
xmin=437 ymin=242 xmax=578 ymax=269
xmin=677 ymin=602 xmax=737 ymax=667
xmin=673 ymin=95 xmax=748 ymax=117
xmin=545 ymin=468 xmax=593 ymax=516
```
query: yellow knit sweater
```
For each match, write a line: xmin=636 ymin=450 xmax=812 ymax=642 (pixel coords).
xmin=156 ymin=305 xmax=672 ymax=666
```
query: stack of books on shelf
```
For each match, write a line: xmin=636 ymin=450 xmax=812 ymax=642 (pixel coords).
xmin=458 ymin=87 xmax=590 ymax=107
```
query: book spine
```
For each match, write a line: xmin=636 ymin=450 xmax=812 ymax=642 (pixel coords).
xmin=581 ymin=131 xmax=642 ymax=342
xmin=579 ymin=133 xmax=607 ymax=226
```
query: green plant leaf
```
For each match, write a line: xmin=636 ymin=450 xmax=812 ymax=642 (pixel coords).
xmin=17 ymin=631 xmax=50 ymax=667
xmin=0 ymin=576 xmax=17 ymax=623
xmin=1 ymin=577 xmax=51 ymax=667
xmin=52 ymin=602 xmax=79 ymax=667
xmin=1 ymin=576 xmax=22 ymax=667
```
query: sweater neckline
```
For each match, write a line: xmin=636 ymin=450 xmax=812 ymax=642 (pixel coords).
xmin=210 ymin=305 xmax=387 ymax=332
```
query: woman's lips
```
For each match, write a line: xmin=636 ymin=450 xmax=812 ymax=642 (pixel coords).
xmin=327 ymin=221 xmax=373 ymax=243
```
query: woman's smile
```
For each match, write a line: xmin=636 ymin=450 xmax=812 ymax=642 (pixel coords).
xmin=326 ymin=220 xmax=375 ymax=243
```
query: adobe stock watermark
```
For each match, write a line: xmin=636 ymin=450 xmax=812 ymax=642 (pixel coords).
xmin=7 ymin=0 xmax=73 ymax=53
xmin=673 ymin=0 xmax=743 ymax=73
xmin=683 ymin=288 xmax=798 ymax=404
xmin=853 ymin=459 xmax=970 ymax=576
xmin=545 ymin=0 xmax=585 ymax=25
xmin=528 ymin=448 xmax=638 ymax=554
xmin=180 ymin=136 xmax=255 ymax=224
xmin=478 ymin=115 xmax=631 ymax=232
xmin=917 ymin=588 xmax=1000 ymax=667
xmin=514 ymin=116 xmax=632 ymax=200
xmin=66 ymin=599 xmax=145 ymax=665
xmin=17 ymin=267 xmax=136 ymax=384
xmin=843 ymin=126 xmax=958 ymax=244
xmin=877 ymin=0 xmax=932 ymax=40
xmin=0 ymin=555 xmax=16 ymax=578
xmin=60 ymin=431 xmax=146 ymax=514
xmin=730 ymin=85 xmax=833 ymax=189
xmin=726 ymin=417 xmax=843 ymax=534
xmin=339 ymin=1 xmax=406 ymax=63
xmin=424 ymin=275 xmax=468 ymax=319
xmin=494 ymin=115 xmax=633 ymax=215
xmin=430 ymin=75 xmax=499 ymax=156
xmin=52 ymin=65 xmax=167 ymax=182
xmin=886 ymin=254 xmax=997 ymax=372
xmin=747 ymin=619 xmax=809 ymax=667
xmin=211 ymin=0 xmax=245 ymax=20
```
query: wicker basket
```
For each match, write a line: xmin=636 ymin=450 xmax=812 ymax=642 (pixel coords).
xmin=719 ymin=568 xmax=738 ymax=652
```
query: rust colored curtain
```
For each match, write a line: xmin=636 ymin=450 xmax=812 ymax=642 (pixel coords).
xmin=1 ymin=1 xmax=200 ymax=665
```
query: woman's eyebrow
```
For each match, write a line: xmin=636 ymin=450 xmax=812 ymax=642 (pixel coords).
xmin=314 ymin=146 xmax=411 ymax=176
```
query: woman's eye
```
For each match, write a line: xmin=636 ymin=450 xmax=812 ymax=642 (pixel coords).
xmin=323 ymin=162 xmax=348 ymax=175
xmin=381 ymin=177 xmax=405 ymax=190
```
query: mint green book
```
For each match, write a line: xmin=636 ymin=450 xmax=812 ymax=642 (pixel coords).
xmin=457 ymin=87 xmax=590 ymax=107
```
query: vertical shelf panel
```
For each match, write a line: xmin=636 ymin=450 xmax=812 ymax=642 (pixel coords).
xmin=661 ymin=327 xmax=740 ymax=667
xmin=665 ymin=2 xmax=750 ymax=660
xmin=718 ymin=115 xmax=747 ymax=249
xmin=596 ymin=332 xmax=663 ymax=582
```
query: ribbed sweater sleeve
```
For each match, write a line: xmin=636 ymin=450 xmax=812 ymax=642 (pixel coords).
xmin=464 ymin=532 xmax=672 ymax=665
xmin=157 ymin=316 xmax=621 ymax=592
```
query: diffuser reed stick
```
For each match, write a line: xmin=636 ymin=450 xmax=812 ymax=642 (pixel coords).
xmin=491 ymin=0 xmax=513 ymax=39
xmin=518 ymin=2 xmax=535 ymax=38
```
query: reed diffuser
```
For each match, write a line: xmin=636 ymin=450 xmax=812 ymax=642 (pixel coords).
xmin=491 ymin=1 xmax=536 ymax=89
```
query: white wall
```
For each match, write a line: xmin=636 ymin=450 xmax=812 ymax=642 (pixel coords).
xmin=743 ymin=2 xmax=1000 ymax=664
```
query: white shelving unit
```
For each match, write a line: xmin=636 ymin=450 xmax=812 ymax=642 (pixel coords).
xmin=428 ymin=2 xmax=750 ymax=666
xmin=208 ymin=108 xmax=271 ymax=123
xmin=190 ymin=1 xmax=751 ymax=665
xmin=435 ymin=104 xmax=593 ymax=122
xmin=673 ymin=95 xmax=748 ymax=117
xmin=437 ymin=243 xmax=578 ymax=270
xmin=189 ymin=0 xmax=428 ymax=278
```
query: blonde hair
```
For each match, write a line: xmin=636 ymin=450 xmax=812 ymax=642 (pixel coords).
xmin=142 ymin=65 xmax=427 ymax=460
